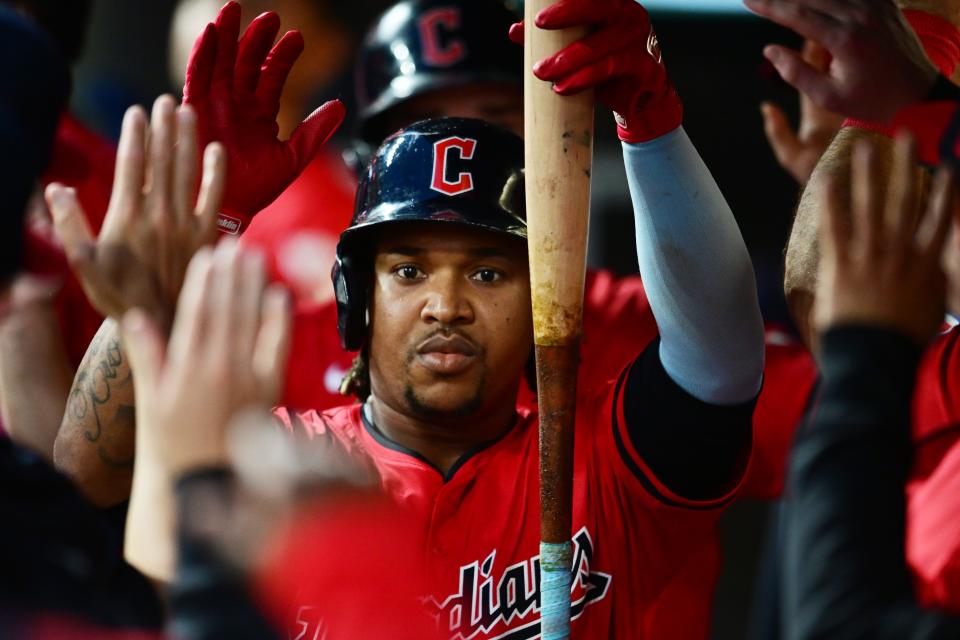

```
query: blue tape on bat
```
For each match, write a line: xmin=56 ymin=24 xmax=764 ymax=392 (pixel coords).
xmin=540 ymin=541 xmax=572 ymax=640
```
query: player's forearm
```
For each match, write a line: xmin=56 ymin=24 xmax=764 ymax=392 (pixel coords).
xmin=0 ymin=299 xmax=72 ymax=461
xmin=54 ymin=318 xmax=136 ymax=507
xmin=786 ymin=128 xmax=896 ymax=349
xmin=622 ymin=127 xmax=764 ymax=405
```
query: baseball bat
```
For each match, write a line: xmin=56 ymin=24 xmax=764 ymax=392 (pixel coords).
xmin=523 ymin=3 xmax=594 ymax=638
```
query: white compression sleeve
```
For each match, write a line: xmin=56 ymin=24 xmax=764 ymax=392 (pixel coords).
xmin=623 ymin=126 xmax=764 ymax=405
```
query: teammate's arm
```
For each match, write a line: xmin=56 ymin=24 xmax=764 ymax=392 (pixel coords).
xmin=53 ymin=319 xmax=135 ymax=506
xmin=0 ymin=276 xmax=73 ymax=462
xmin=788 ymin=332 xmax=960 ymax=640
xmin=47 ymin=96 xmax=226 ymax=507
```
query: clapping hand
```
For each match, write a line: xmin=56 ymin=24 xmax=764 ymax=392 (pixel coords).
xmin=46 ymin=96 xmax=225 ymax=333
xmin=744 ymin=0 xmax=938 ymax=122
xmin=815 ymin=134 xmax=955 ymax=344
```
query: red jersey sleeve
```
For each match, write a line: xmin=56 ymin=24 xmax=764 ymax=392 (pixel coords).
xmin=580 ymin=341 xmax=752 ymax=512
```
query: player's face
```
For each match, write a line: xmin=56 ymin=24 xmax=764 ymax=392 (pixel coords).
xmin=382 ymin=83 xmax=524 ymax=138
xmin=367 ymin=222 xmax=532 ymax=419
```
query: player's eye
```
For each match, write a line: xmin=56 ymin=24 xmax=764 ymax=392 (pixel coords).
xmin=394 ymin=265 xmax=425 ymax=280
xmin=472 ymin=268 xmax=502 ymax=284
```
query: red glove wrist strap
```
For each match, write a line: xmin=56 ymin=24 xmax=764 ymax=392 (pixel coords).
xmin=616 ymin=102 xmax=684 ymax=144
xmin=842 ymin=11 xmax=960 ymax=143
xmin=841 ymin=118 xmax=895 ymax=137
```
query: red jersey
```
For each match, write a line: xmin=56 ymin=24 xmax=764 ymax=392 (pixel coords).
xmin=276 ymin=354 xmax=748 ymax=640
xmin=282 ymin=300 xmax=357 ymax=411
xmin=255 ymin=494 xmax=442 ymax=640
xmin=906 ymin=324 xmax=960 ymax=611
xmin=742 ymin=326 xmax=817 ymax=499
xmin=25 ymin=113 xmax=115 ymax=369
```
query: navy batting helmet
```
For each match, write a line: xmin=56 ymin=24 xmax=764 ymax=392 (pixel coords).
xmin=333 ymin=117 xmax=526 ymax=351
xmin=354 ymin=0 xmax=521 ymax=148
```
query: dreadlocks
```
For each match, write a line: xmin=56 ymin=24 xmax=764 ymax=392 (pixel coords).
xmin=339 ymin=347 xmax=371 ymax=401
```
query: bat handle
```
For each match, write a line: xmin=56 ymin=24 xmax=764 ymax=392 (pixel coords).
xmin=541 ymin=541 xmax=573 ymax=639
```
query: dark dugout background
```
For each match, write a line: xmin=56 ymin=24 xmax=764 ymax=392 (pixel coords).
xmin=71 ymin=2 xmax=805 ymax=638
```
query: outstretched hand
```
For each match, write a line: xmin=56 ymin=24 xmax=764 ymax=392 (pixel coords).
xmin=509 ymin=0 xmax=682 ymax=143
xmin=814 ymin=134 xmax=955 ymax=345
xmin=183 ymin=1 xmax=346 ymax=230
xmin=762 ymin=40 xmax=844 ymax=185
xmin=744 ymin=0 xmax=938 ymax=122
xmin=46 ymin=96 xmax=225 ymax=333
xmin=122 ymin=241 xmax=291 ymax=478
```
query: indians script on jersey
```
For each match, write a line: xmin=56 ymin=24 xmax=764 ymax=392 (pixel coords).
xmin=288 ymin=527 xmax=610 ymax=640
xmin=428 ymin=527 xmax=611 ymax=639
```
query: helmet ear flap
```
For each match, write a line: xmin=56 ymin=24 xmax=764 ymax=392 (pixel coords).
xmin=333 ymin=251 xmax=369 ymax=352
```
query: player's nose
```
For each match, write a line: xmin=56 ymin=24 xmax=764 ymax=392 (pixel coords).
xmin=421 ymin=273 xmax=474 ymax=325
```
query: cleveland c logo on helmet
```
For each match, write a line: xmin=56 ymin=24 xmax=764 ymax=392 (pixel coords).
xmin=418 ymin=7 xmax=466 ymax=67
xmin=431 ymin=136 xmax=477 ymax=195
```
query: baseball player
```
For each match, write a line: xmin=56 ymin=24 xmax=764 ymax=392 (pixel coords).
xmin=265 ymin=0 xmax=808 ymax=500
xmin=48 ymin=0 xmax=657 ymax=507
xmin=256 ymin=7 xmax=759 ymax=636
xmin=0 ymin=7 xmax=166 ymax=636
xmin=267 ymin=104 xmax=764 ymax=637
xmin=113 ymin=105 xmax=763 ymax=636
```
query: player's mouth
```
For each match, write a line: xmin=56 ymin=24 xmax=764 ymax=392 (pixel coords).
xmin=415 ymin=333 xmax=477 ymax=375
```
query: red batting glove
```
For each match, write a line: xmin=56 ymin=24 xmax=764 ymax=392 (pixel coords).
xmin=183 ymin=2 xmax=346 ymax=235
xmin=509 ymin=0 xmax=682 ymax=143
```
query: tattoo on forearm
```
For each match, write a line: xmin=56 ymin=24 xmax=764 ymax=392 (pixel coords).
xmin=67 ymin=333 xmax=135 ymax=469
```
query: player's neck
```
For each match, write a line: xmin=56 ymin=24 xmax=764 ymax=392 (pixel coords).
xmin=366 ymin=395 xmax=518 ymax=475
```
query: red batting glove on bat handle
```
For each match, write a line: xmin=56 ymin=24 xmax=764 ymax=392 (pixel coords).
xmin=183 ymin=2 xmax=346 ymax=235
xmin=509 ymin=0 xmax=682 ymax=143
